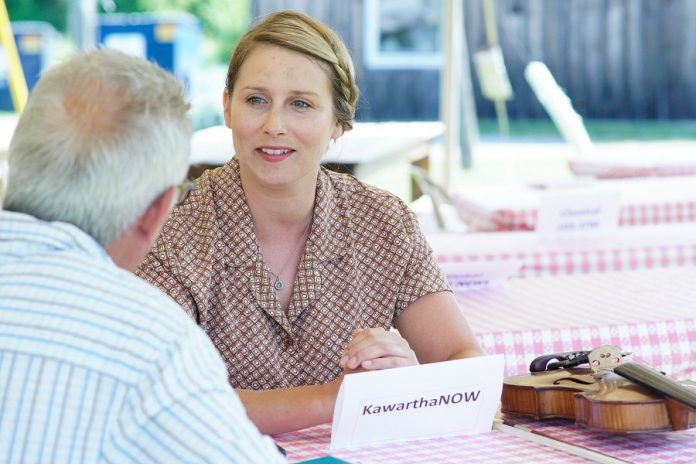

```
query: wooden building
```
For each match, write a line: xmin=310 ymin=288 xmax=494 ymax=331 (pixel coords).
xmin=252 ymin=0 xmax=696 ymax=122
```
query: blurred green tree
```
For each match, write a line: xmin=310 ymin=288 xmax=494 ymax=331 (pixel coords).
xmin=5 ymin=0 xmax=250 ymax=63
xmin=6 ymin=1 xmax=69 ymax=30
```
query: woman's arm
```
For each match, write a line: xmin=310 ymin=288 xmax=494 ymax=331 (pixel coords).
xmin=246 ymin=291 xmax=482 ymax=435
xmin=395 ymin=291 xmax=484 ymax=362
xmin=236 ymin=378 xmax=343 ymax=435
xmin=340 ymin=291 xmax=484 ymax=370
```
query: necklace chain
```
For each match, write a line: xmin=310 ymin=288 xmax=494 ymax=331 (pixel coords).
xmin=264 ymin=217 xmax=312 ymax=291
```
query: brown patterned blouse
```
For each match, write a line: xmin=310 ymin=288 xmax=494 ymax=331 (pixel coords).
xmin=136 ymin=157 xmax=451 ymax=390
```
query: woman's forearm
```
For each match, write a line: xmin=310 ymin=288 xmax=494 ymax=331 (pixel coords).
xmin=235 ymin=377 xmax=343 ymax=435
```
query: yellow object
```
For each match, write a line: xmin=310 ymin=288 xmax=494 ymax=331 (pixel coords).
xmin=155 ymin=24 xmax=176 ymax=43
xmin=473 ymin=46 xmax=513 ymax=101
xmin=19 ymin=34 xmax=42 ymax=54
xmin=0 ymin=0 xmax=28 ymax=112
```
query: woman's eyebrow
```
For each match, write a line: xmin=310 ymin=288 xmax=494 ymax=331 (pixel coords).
xmin=240 ymin=86 xmax=319 ymax=97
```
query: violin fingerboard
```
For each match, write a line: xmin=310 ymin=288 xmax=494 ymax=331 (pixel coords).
xmin=615 ymin=363 xmax=696 ymax=409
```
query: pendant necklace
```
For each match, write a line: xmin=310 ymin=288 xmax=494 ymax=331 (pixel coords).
xmin=266 ymin=217 xmax=312 ymax=291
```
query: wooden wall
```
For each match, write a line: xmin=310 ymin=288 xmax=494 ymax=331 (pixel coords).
xmin=252 ymin=0 xmax=696 ymax=121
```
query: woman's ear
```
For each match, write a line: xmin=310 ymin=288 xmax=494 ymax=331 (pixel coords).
xmin=331 ymin=121 xmax=343 ymax=141
xmin=222 ymin=89 xmax=232 ymax=129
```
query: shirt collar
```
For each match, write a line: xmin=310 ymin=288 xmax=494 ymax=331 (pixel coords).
xmin=217 ymin=157 xmax=350 ymax=267
xmin=309 ymin=165 xmax=350 ymax=263
xmin=0 ymin=210 xmax=110 ymax=262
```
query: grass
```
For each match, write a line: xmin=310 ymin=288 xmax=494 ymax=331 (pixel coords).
xmin=478 ymin=119 xmax=696 ymax=141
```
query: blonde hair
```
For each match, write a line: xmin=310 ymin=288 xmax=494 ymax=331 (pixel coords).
xmin=225 ymin=10 xmax=359 ymax=132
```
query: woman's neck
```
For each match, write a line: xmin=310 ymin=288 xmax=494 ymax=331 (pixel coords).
xmin=241 ymin=173 xmax=317 ymax=241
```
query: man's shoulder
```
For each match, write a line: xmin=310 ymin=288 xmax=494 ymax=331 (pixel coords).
xmin=0 ymin=252 xmax=206 ymax=385
xmin=98 ymin=269 xmax=195 ymax=339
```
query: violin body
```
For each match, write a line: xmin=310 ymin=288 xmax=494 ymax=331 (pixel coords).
xmin=502 ymin=366 xmax=696 ymax=433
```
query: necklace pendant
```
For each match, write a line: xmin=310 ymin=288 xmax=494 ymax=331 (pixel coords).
xmin=273 ymin=279 xmax=284 ymax=291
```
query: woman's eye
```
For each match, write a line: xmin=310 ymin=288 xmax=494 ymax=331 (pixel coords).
xmin=292 ymin=100 xmax=310 ymax=109
xmin=247 ymin=96 xmax=265 ymax=105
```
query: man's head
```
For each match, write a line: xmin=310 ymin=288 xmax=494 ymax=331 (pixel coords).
xmin=4 ymin=49 xmax=191 ymax=269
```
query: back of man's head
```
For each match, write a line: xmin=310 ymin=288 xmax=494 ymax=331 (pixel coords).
xmin=3 ymin=49 xmax=191 ymax=245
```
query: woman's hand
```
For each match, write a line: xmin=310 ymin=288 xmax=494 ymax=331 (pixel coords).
xmin=340 ymin=328 xmax=419 ymax=371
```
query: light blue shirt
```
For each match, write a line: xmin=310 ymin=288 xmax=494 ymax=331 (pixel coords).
xmin=0 ymin=211 xmax=285 ymax=463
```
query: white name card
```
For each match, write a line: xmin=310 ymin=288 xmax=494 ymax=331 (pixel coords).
xmin=439 ymin=260 xmax=523 ymax=294
xmin=330 ymin=354 xmax=504 ymax=450
xmin=536 ymin=190 xmax=620 ymax=239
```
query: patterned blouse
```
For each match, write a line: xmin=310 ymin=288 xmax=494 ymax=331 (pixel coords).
xmin=137 ymin=157 xmax=450 ymax=390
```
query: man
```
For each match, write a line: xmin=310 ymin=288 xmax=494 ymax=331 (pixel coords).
xmin=0 ymin=49 xmax=284 ymax=463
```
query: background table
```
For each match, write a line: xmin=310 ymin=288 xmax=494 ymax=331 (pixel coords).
xmin=455 ymin=267 xmax=696 ymax=378
xmin=189 ymin=121 xmax=444 ymax=199
xmin=568 ymin=141 xmax=696 ymax=179
xmin=428 ymin=223 xmax=696 ymax=277
xmin=451 ymin=176 xmax=696 ymax=232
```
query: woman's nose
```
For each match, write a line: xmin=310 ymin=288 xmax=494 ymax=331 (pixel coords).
xmin=263 ymin=106 xmax=287 ymax=136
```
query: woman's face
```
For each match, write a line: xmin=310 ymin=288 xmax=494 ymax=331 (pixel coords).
xmin=224 ymin=43 xmax=342 ymax=192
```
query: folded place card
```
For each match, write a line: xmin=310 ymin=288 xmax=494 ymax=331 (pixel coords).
xmin=439 ymin=260 xmax=523 ymax=294
xmin=536 ymin=190 xmax=621 ymax=240
xmin=330 ymin=354 xmax=504 ymax=450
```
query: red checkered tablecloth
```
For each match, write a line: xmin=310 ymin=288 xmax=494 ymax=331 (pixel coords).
xmin=504 ymin=417 xmax=696 ymax=464
xmin=275 ymin=421 xmax=695 ymax=463
xmin=451 ymin=176 xmax=696 ymax=232
xmin=437 ymin=243 xmax=696 ymax=278
xmin=429 ymin=224 xmax=696 ymax=278
xmin=274 ymin=423 xmax=590 ymax=463
xmin=453 ymin=198 xmax=696 ymax=232
xmin=456 ymin=267 xmax=696 ymax=378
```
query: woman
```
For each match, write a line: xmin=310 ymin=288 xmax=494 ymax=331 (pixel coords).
xmin=137 ymin=10 xmax=483 ymax=435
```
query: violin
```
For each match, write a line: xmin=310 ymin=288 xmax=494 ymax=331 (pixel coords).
xmin=501 ymin=345 xmax=696 ymax=433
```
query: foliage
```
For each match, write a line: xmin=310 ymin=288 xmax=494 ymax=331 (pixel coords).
xmin=110 ymin=0 xmax=251 ymax=63
xmin=6 ymin=1 xmax=69 ymax=30
xmin=5 ymin=0 xmax=250 ymax=63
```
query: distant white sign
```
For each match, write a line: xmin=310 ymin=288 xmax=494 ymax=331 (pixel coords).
xmin=439 ymin=260 xmax=522 ymax=294
xmin=331 ymin=354 xmax=504 ymax=450
xmin=536 ymin=190 xmax=620 ymax=239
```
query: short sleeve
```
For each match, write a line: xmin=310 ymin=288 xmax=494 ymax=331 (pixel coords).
xmin=394 ymin=204 xmax=451 ymax=318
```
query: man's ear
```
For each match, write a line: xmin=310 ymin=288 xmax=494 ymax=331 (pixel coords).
xmin=136 ymin=187 xmax=176 ymax=243
xmin=223 ymin=89 xmax=232 ymax=129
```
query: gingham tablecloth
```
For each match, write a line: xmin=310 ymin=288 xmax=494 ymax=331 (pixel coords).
xmin=275 ymin=420 xmax=695 ymax=463
xmin=274 ymin=423 xmax=590 ymax=463
xmin=568 ymin=142 xmax=696 ymax=179
xmin=430 ymin=223 xmax=696 ymax=278
xmin=457 ymin=267 xmax=696 ymax=378
xmin=504 ymin=417 xmax=696 ymax=464
xmin=451 ymin=176 xmax=696 ymax=232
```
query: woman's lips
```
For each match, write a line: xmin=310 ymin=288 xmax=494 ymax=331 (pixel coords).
xmin=256 ymin=147 xmax=295 ymax=162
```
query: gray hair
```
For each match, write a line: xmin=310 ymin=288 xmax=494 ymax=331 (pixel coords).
xmin=4 ymin=49 xmax=191 ymax=244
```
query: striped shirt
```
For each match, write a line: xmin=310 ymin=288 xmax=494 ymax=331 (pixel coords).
xmin=0 ymin=211 xmax=285 ymax=463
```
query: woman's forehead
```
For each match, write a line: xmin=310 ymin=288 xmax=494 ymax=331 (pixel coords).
xmin=236 ymin=44 xmax=333 ymax=94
